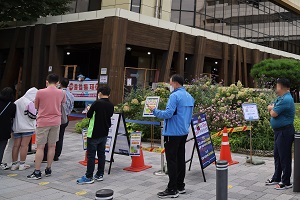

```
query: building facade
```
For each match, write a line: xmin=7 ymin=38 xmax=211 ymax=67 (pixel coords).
xmin=0 ymin=0 xmax=300 ymax=104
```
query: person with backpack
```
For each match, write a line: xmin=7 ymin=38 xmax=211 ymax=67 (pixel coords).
xmin=11 ymin=87 xmax=38 ymax=171
xmin=0 ymin=87 xmax=16 ymax=168
xmin=77 ymin=86 xmax=114 ymax=184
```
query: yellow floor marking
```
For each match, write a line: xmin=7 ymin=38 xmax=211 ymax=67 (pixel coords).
xmin=228 ymin=185 xmax=233 ymax=189
xmin=76 ymin=191 xmax=87 ymax=196
xmin=7 ymin=174 xmax=18 ymax=177
xmin=38 ymin=182 xmax=49 ymax=186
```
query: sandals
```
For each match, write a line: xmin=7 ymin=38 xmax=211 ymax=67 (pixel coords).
xmin=274 ymin=182 xmax=293 ymax=190
xmin=265 ymin=179 xmax=279 ymax=186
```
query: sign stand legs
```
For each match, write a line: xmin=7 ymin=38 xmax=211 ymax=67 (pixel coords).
xmin=108 ymin=160 xmax=113 ymax=175
xmin=188 ymin=143 xmax=196 ymax=171
xmin=154 ymin=122 xmax=166 ymax=176
xmin=151 ymin=123 xmax=154 ymax=148
xmin=249 ymin=121 xmax=253 ymax=164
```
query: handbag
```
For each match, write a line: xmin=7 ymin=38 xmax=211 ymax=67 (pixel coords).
xmin=0 ymin=102 xmax=11 ymax=116
xmin=61 ymin=91 xmax=68 ymax=124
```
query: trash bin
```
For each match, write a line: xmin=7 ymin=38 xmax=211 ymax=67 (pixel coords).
xmin=294 ymin=132 xmax=300 ymax=192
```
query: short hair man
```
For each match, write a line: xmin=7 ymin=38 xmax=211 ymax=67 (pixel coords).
xmin=77 ymin=86 xmax=114 ymax=184
xmin=43 ymin=78 xmax=74 ymax=161
xmin=27 ymin=74 xmax=66 ymax=179
xmin=266 ymin=78 xmax=295 ymax=190
xmin=149 ymin=74 xmax=194 ymax=198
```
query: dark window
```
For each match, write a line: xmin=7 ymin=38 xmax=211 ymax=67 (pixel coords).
xmin=181 ymin=11 xmax=194 ymax=26
xmin=75 ymin=0 xmax=89 ymax=13
xmin=171 ymin=11 xmax=180 ymax=23
xmin=170 ymin=0 xmax=195 ymax=27
xmin=172 ymin=0 xmax=181 ymax=10
xmin=181 ymin=0 xmax=195 ymax=11
xmin=131 ymin=0 xmax=141 ymax=13
xmin=88 ymin=0 xmax=101 ymax=11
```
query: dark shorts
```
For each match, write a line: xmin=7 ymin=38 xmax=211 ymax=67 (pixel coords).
xmin=13 ymin=132 xmax=34 ymax=139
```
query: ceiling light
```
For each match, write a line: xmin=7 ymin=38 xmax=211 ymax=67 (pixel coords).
xmin=147 ymin=52 xmax=151 ymax=55
xmin=67 ymin=52 xmax=70 ymax=55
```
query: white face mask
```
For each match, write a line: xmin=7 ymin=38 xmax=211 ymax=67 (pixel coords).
xmin=169 ymin=85 xmax=174 ymax=92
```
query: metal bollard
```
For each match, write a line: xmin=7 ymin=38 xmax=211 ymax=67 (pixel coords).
xmin=294 ymin=132 xmax=300 ymax=192
xmin=216 ymin=160 xmax=228 ymax=200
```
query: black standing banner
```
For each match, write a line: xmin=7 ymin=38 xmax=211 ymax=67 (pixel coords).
xmin=190 ymin=113 xmax=216 ymax=182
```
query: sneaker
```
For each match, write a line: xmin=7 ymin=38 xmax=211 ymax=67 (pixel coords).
xmin=178 ymin=188 xmax=186 ymax=194
xmin=77 ymin=176 xmax=94 ymax=185
xmin=275 ymin=182 xmax=293 ymax=190
xmin=265 ymin=178 xmax=279 ymax=186
xmin=45 ymin=167 xmax=52 ymax=177
xmin=53 ymin=157 xmax=59 ymax=161
xmin=157 ymin=189 xmax=179 ymax=199
xmin=11 ymin=162 xmax=19 ymax=171
xmin=19 ymin=164 xmax=30 ymax=171
xmin=27 ymin=171 xmax=42 ymax=180
xmin=0 ymin=163 xmax=10 ymax=170
xmin=94 ymin=174 xmax=103 ymax=181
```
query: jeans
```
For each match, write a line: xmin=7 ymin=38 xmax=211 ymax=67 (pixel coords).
xmin=0 ymin=140 xmax=8 ymax=163
xmin=44 ymin=121 xmax=69 ymax=160
xmin=164 ymin=135 xmax=188 ymax=191
xmin=272 ymin=125 xmax=294 ymax=185
xmin=86 ymin=136 xmax=107 ymax=179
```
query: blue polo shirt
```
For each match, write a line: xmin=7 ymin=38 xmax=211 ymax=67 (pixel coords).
xmin=270 ymin=92 xmax=295 ymax=129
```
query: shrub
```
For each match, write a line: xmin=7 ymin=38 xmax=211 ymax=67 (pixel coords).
xmin=250 ymin=58 xmax=300 ymax=89
xmin=75 ymin=78 xmax=283 ymax=152
xmin=75 ymin=118 xmax=90 ymax=133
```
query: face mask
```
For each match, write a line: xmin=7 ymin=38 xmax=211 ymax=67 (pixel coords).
xmin=169 ymin=85 xmax=174 ymax=92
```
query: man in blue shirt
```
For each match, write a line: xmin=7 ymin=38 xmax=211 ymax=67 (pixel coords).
xmin=148 ymin=74 xmax=194 ymax=198
xmin=266 ymin=78 xmax=295 ymax=190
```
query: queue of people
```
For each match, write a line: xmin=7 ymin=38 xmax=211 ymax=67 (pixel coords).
xmin=0 ymin=74 xmax=74 ymax=180
xmin=0 ymin=74 xmax=297 ymax=198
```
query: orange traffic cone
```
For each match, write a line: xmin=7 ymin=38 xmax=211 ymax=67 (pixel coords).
xmin=31 ymin=134 xmax=36 ymax=145
xmin=79 ymin=151 xmax=98 ymax=166
xmin=123 ymin=147 xmax=152 ymax=172
xmin=219 ymin=127 xmax=239 ymax=166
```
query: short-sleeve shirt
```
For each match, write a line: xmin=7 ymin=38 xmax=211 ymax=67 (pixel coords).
xmin=270 ymin=92 xmax=295 ymax=129
xmin=35 ymin=86 xmax=66 ymax=127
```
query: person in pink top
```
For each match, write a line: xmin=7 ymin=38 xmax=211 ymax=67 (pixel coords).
xmin=27 ymin=74 xmax=66 ymax=180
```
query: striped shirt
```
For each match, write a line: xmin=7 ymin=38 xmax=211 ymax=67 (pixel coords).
xmin=62 ymin=88 xmax=74 ymax=116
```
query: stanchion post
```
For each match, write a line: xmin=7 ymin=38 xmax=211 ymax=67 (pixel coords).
xmin=154 ymin=121 xmax=166 ymax=176
xmin=294 ymin=132 xmax=300 ymax=192
xmin=216 ymin=160 xmax=228 ymax=200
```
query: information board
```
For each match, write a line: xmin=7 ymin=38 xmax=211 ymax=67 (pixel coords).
xmin=143 ymin=96 xmax=160 ymax=117
xmin=114 ymin=114 xmax=130 ymax=155
xmin=129 ymin=132 xmax=142 ymax=156
xmin=185 ymin=126 xmax=195 ymax=163
xmin=191 ymin=113 xmax=216 ymax=170
xmin=242 ymin=103 xmax=260 ymax=121
xmin=105 ymin=113 xmax=119 ymax=161
xmin=68 ymin=80 xmax=98 ymax=101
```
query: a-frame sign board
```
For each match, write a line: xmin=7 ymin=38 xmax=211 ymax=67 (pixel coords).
xmin=81 ymin=113 xmax=130 ymax=175
xmin=106 ymin=113 xmax=130 ymax=174
xmin=185 ymin=113 xmax=216 ymax=182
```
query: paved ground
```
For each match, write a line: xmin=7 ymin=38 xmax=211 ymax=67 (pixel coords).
xmin=0 ymin=121 xmax=300 ymax=200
